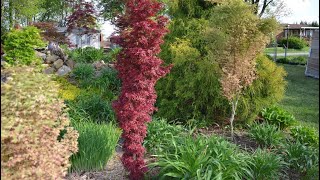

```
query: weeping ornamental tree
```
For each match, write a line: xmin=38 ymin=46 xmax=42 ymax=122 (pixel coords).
xmin=111 ymin=0 xmax=171 ymax=179
xmin=205 ymin=0 xmax=278 ymax=138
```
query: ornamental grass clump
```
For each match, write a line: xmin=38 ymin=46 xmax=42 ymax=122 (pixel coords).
xmin=111 ymin=0 xmax=171 ymax=179
xmin=70 ymin=121 xmax=121 ymax=172
xmin=1 ymin=67 xmax=78 ymax=179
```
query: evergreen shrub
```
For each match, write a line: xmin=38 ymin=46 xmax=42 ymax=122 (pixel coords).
xmin=3 ymin=26 xmax=46 ymax=65
xmin=237 ymin=55 xmax=287 ymax=123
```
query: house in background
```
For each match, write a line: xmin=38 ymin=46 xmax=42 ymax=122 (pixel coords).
xmin=305 ymin=30 xmax=319 ymax=79
xmin=276 ymin=24 xmax=319 ymax=42
xmin=57 ymin=27 xmax=102 ymax=49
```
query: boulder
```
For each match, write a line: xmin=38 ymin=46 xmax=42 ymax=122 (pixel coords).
xmin=93 ymin=61 xmax=107 ymax=70
xmin=108 ymin=63 xmax=115 ymax=68
xmin=65 ymin=59 xmax=75 ymax=69
xmin=45 ymin=54 xmax=59 ymax=64
xmin=57 ymin=65 xmax=71 ymax=76
xmin=35 ymin=51 xmax=46 ymax=60
xmin=53 ymin=59 xmax=64 ymax=69
xmin=43 ymin=67 xmax=55 ymax=74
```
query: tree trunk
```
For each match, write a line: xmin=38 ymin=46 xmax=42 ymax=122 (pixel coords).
xmin=8 ymin=0 xmax=13 ymax=30
xmin=230 ymin=96 xmax=239 ymax=140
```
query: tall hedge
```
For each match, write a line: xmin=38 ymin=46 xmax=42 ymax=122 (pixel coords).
xmin=1 ymin=67 xmax=78 ymax=179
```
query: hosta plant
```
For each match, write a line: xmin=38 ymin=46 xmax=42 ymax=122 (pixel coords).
xmin=261 ymin=106 xmax=298 ymax=129
xmin=290 ymin=125 xmax=319 ymax=147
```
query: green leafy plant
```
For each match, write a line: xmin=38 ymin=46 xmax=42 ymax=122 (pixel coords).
xmin=3 ymin=26 xmax=46 ymax=65
xmin=72 ymin=63 xmax=95 ymax=87
xmin=69 ymin=47 xmax=104 ymax=63
xmin=249 ymin=123 xmax=285 ymax=148
xmin=70 ymin=121 xmax=121 ymax=172
xmin=104 ymin=47 xmax=122 ymax=62
xmin=261 ymin=106 xmax=297 ymax=129
xmin=90 ymin=67 xmax=121 ymax=99
xmin=144 ymin=118 xmax=184 ymax=154
xmin=67 ymin=93 xmax=115 ymax=124
xmin=290 ymin=126 xmax=319 ymax=147
xmin=1 ymin=67 xmax=78 ymax=179
xmin=283 ymin=142 xmax=319 ymax=174
xmin=150 ymin=135 xmax=252 ymax=180
xmin=250 ymin=148 xmax=287 ymax=180
xmin=278 ymin=36 xmax=308 ymax=50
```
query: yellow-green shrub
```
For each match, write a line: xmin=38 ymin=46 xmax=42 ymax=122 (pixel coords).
xmin=237 ymin=55 xmax=287 ymax=123
xmin=55 ymin=76 xmax=81 ymax=101
xmin=3 ymin=26 xmax=46 ymax=66
xmin=1 ymin=67 xmax=78 ymax=179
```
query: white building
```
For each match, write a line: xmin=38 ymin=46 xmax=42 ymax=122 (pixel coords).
xmin=57 ymin=27 xmax=102 ymax=49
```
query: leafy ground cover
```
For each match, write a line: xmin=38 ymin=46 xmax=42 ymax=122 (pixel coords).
xmin=277 ymin=64 xmax=319 ymax=130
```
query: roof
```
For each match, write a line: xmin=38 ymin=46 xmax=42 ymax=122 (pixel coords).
xmin=280 ymin=24 xmax=319 ymax=29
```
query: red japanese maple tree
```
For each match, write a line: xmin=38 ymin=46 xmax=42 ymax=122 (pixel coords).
xmin=111 ymin=0 xmax=171 ymax=179
xmin=66 ymin=1 xmax=98 ymax=34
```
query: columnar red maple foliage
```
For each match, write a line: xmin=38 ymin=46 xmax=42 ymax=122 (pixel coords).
xmin=111 ymin=0 xmax=171 ymax=179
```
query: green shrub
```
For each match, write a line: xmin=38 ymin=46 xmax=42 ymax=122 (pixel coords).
xmin=90 ymin=67 xmax=121 ymax=100
xmin=104 ymin=47 xmax=121 ymax=62
xmin=1 ymin=67 xmax=78 ymax=179
xmin=72 ymin=63 xmax=95 ymax=87
xmin=277 ymin=56 xmax=307 ymax=65
xmin=284 ymin=142 xmax=319 ymax=174
xmin=290 ymin=126 xmax=319 ymax=147
xmin=250 ymin=148 xmax=287 ymax=180
xmin=156 ymin=39 xmax=229 ymax=124
xmin=72 ymin=64 xmax=120 ymax=99
xmin=278 ymin=36 xmax=308 ymax=50
xmin=67 ymin=93 xmax=115 ymax=124
xmin=261 ymin=106 xmax=297 ymax=129
xmin=70 ymin=122 xmax=121 ymax=172
xmin=150 ymin=135 xmax=252 ymax=180
xmin=237 ymin=55 xmax=287 ymax=123
xmin=144 ymin=118 xmax=184 ymax=154
xmin=69 ymin=47 xmax=104 ymax=63
xmin=291 ymin=56 xmax=308 ymax=65
xmin=249 ymin=123 xmax=285 ymax=148
xmin=3 ymin=26 xmax=46 ymax=65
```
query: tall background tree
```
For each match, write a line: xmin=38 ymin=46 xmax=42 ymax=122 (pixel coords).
xmin=65 ymin=1 xmax=98 ymax=48
xmin=111 ymin=0 xmax=171 ymax=179
xmin=243 ymin=0 xmax=289 ymax=18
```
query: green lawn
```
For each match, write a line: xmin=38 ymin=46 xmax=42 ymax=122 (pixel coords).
xmin=277 ymin=64 xmax=319 ymax=130
xmin=264 ymin=47 xmax=310 ymax=54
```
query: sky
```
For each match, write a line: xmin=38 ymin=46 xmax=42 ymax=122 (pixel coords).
xmin=279 ymin=0 xmax=319 ymax=23
xmin=100 ymin=0 xmax=319 ymax=37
